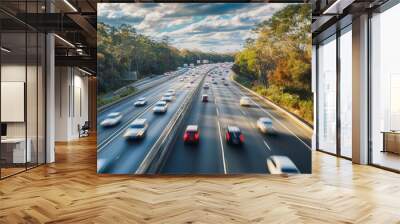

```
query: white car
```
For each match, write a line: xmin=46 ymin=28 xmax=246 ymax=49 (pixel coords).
xmin=161 ymin=93 xmax=173 ymax=102
xmin=167 ymin=89 xmax=176 ymax=96
xmin=153 ymin=101 xmax=168 ymax=113
xmin=161 ymin=96 xmax=173 ymax=102
xmin=239 ymin=97 xmax=251 ymax=106
xmin=257 ymin=117 xmax=275 ymax=134
xmin=134 ymin=97 xmax=147 ymax=107
xmin=100 ymin=112 xmax=122 ymax=127
xmin=266 ymin=156 xmax=300 ymax=174
xmin=124 ymin=119 xmax=148 ymax=140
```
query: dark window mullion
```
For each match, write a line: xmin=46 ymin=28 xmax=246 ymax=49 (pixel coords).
xmin=25 ymin=0 xmax=28 ymax=171
xmin=336 ymin=28 xmax=341 ymax=157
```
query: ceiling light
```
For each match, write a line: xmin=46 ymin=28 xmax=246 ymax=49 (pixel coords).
xmin=1 ymin=47 xmax=11 ymax=53
xmin=78 ymin=67 xmax=92 ymax=76
xmin=63 ymin=0 xmax=78 ymax=12
xmin=323 ymin=0 xmax=355 ymax=15
xmin=54 ymin=34 xmax=75 ymax=48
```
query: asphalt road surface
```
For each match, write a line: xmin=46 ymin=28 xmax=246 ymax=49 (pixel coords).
xmin=97 ymin=66 xmax=209 ymax=173
xmin=160 ymin=65 xmax=312 ymax=174
xmin=97 ymin=63 xmax=312 ymax=174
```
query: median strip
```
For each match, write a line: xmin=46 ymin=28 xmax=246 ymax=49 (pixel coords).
xmin=135 ymin=67 xmax=216 ymax=174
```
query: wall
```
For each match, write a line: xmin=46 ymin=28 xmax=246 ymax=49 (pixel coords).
xmin=54 ymin=67 xmax=89 ymax=141
xmin=1 ymin=64 xmax=43 ymax=139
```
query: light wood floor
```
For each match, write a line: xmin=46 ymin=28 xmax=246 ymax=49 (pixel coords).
xmin=0 ymin=135 xmax=400 ymax=224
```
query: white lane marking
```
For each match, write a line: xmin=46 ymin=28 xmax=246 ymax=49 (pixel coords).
xmin=241 ymin=110 xmax=247 ymax=116
xmin=216 ymin=107 xmax=220 ymax=116
xmin=232 ymin=85 xmax=311 ymax=150
xmin=263 ymin=140 xmax=272 ymax=151
xmin=217 ymin=120 xmax=227 ymax=174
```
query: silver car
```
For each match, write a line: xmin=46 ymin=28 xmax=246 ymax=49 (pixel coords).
xmin=134 ymin=97 xmax=147 ymax=107
xmin=100 ymin=112 xmax=122 ymax=127
xmin=257 ymin=117 xmax=275 ymax=135
xmin=153 ymin=100 xmax=168 ymax=113
xmin=167 ymin=89 xmax=176 ymax=96
xmin=161 ymin=93 xmax=173 ymax=102
xmin=266 ymin=156 xmax=300 ymax=174
xmin=239 ymin=97 xmax=251 ymax=106
xmin=124 ymin=119 xmax=148 ymax=140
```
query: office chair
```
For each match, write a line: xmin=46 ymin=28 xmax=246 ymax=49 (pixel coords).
xmin=79 ymin=121 xmax=90 ymax=138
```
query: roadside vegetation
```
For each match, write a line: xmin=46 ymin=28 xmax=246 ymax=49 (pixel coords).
xmin=98 ymin=22 xmax=233 ymax=96
xmin=232 ymin=4 xmax=313 ymax=124
xmin=97 ymin=86 xmax=136 ymax=108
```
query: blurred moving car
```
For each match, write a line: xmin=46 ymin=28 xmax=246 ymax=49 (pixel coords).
xmin=167 ymin=89 xmax=176 ymax=96
xmin=257 ymin=117 xmax=275 ymax=135
xmin=266 ymin=156 xmax=300 ymax=174
xmin=134 ymin=97 xmax=147 ymax=107
xmin=153 ymin=100 xmax=168 ymax=113
xmin=223 ymin=82 xmax=228 ymax=86
xmin=161 ymin=94 xmax=173 ymax=102
xmin=239 ymin=96 xmax=251 ymax=106
xmin=100 ymin=112 xmax=122 ymax=127
xmin=202 ymin=94 xmax=208 ymax=102
xmin=183 ymin=125 xmax=199 ymax=144
xmin=225 ymin=126 xmax=244 ymax=145
xmin=203 ymin=84 xmax=209 ymax=89
xmin=212 ymin=81 xmax=217 ymax=84
xmin=124 ymin=119 xmax=148 ymax=140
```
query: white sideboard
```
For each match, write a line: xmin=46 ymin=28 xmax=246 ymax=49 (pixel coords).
xmin=1 ymin=138 xmax=31 ymax=163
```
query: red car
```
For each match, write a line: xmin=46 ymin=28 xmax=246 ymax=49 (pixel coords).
xmin=225 ymin=126 xmax=244 ymax=145
xmin=183 ymin=125 xmax=199 ymax=144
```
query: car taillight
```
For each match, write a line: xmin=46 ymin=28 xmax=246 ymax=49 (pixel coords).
xmin=194 ymin=132 xmax=199 ymax=140
xmin=226 ymin=132 xmax=230 ymax=141
xmin=183 ymin=133 xmax=189 ymax=141
xmin=239 ymin=134 xmax=244 ymax=142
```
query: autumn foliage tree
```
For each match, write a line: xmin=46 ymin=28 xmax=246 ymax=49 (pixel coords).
xmin=233 ymin=4 xmax=313 ymax=122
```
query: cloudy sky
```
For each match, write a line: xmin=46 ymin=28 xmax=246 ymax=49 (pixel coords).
xmin=98 ymin=3 xmax=288 ymax=53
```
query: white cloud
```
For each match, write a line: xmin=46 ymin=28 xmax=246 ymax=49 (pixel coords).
xmin=98 ymin=3 xmax=289 ymax=53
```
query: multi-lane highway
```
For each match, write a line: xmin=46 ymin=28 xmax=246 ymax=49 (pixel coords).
xmin=97 ymin=66 xmax=208 ymax=173
xmin=97 ymin=63 xmax=312 ymax=174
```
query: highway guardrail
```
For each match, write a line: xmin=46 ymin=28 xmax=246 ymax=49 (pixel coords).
xmin=230 ymin=72 xmax=313 ymax=133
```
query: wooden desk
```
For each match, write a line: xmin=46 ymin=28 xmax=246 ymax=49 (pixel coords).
xmin=382 ymin=131 xmax=400 ymax=154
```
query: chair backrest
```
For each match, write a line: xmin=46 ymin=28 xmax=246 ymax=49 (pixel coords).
xmin=82 ymin=121 xmax=90 ymax=129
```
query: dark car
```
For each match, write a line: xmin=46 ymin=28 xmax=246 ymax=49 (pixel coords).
xmin=183 ymin=125 xmax=199 ymax=144
xmin=225 ymin=126 xmax=244 ymax=145
xmin=202 ymin=94 xmax=208 ymax=102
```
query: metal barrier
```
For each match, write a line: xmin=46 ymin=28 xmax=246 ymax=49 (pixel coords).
xmin=135 ymin=67 xmax=214 ymax=174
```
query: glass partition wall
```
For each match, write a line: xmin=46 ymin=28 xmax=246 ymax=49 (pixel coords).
xmin=317 ymin=35 xmax=337 ymax=154
xmin=316 ymin=24 xmax=353 ymax=159
xmin=370 ymin=3 xmax=400 ymax=171
xmin=339 ymin=26 xmax=352 ymax=159
xmin=0 ymin=3 xmax=46 ymax=179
